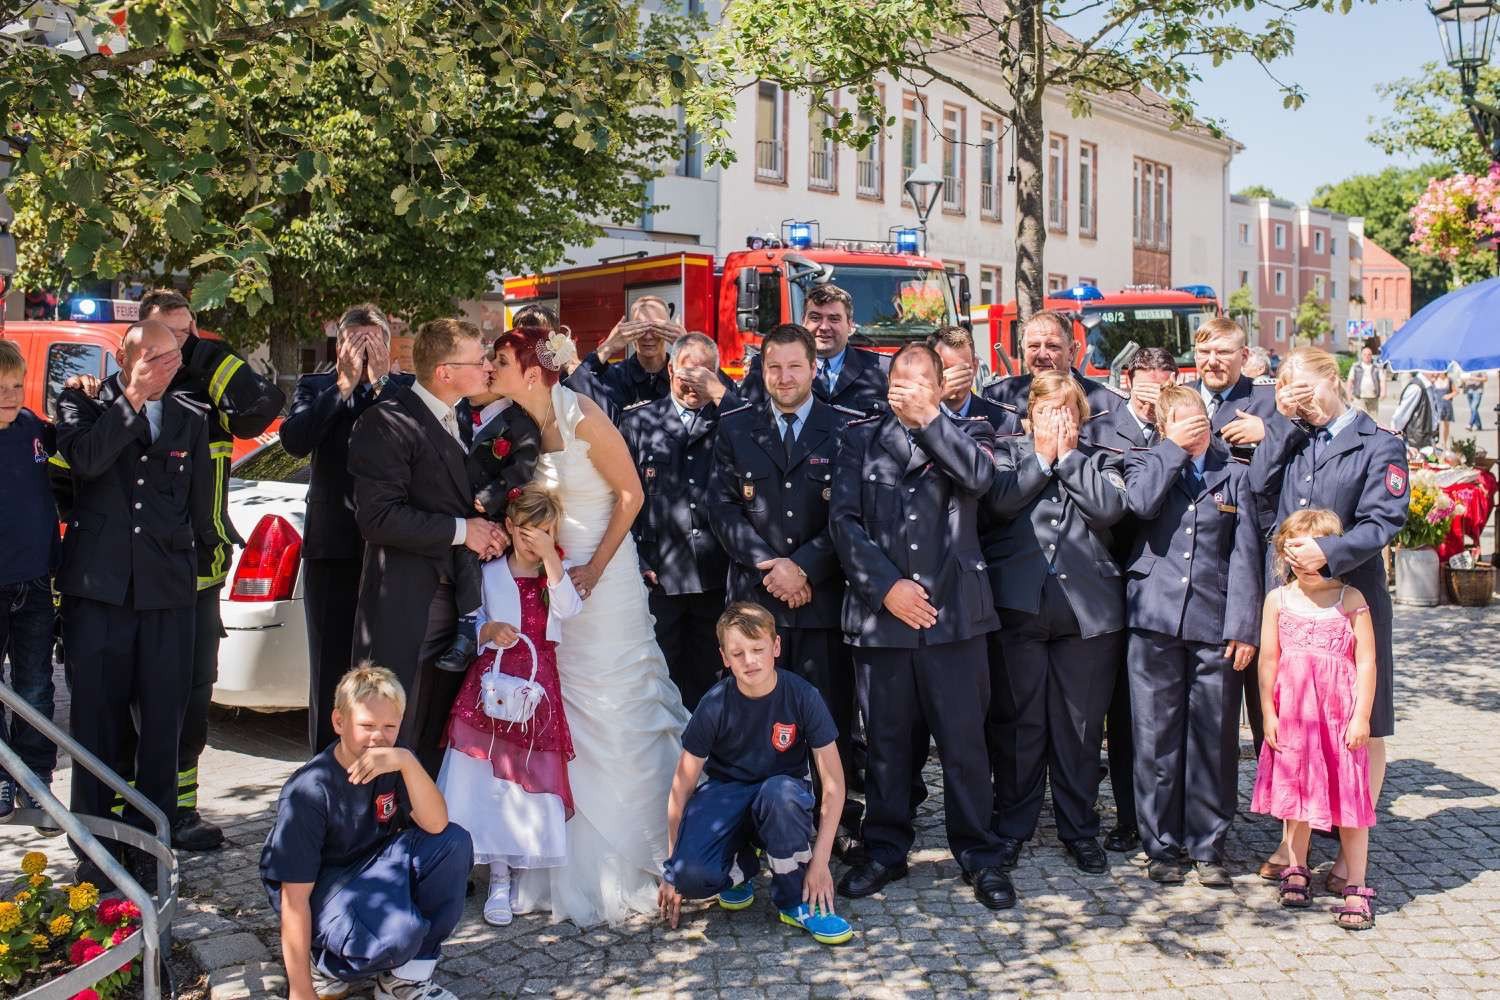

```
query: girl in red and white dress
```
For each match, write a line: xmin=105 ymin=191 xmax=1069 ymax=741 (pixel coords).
xmin=437 ymin=484 xmax=583 ymax=926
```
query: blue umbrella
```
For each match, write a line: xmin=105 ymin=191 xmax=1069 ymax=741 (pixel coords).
xmin=1380 ymin=275 xmax=1500 ymax=372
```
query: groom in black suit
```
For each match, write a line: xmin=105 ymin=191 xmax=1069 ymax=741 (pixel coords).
xmin=349 ymin=318 xmax=507 ymax=775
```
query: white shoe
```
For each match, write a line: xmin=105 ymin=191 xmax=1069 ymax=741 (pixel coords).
xmin=373 ymin=973 xmax=457 ymax=1000
xmin=484 ymin=867 xmax=513 ymax=926
xmin=309 ymin=965 xmax=351 ymax=999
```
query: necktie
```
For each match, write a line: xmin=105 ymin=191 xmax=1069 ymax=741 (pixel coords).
xmin=780 ymin=411 xmax=798 ymax=457
xmin=442 ymin=411 xmax=460 ymax=447
xmin=1208 ymin=392 xmax=1224 ymax=419
xmin=470 ymin=409 xmax=484 ymax=428
xmin=1183 ymin=465 xmax=1204 ymax=495
xmin=682 ymin=407 xmax=697 ymax=429
xmin=1313 ymin=427 xmax=1332 ymax=462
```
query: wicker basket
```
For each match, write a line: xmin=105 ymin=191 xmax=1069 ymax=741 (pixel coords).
xmin=1446 ymin=564 xmax=1495 ymax=607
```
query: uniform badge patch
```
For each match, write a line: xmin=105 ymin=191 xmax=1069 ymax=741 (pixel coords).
xmin=771 ymin=722 xmax=798 ymax=752
xmin=809 ymin=456 xmax=830 ymax=465
xmin=644 ymin=466 xmax=656 ymax=479
xmin=32 ymin=438 xmax=46 ymax=463
xmin=374 ymin=791 xmax=397 ymax=823
xmin=1104 ymin=469 xmax=1126 ymax=491
xmin=822 ymin=487 xmax=831 ymax=500
xmin=1386 ymin=464 xmax=1406 ymax=497
xmin=742 ymin=481 xmax=756 ymax=501
xmin=1213 ymin=491 xmax=1225 ymax=504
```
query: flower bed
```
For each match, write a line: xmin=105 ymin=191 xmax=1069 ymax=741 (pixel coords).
xmin=1 ymin=851 xmax=140 ymax=999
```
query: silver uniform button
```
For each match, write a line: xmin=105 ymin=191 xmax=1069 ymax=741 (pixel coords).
xmin=1187 ymin=503 xmax=1195 ymax=511
xmin=689 ymin=503 xmax=696 ymax=510
xmin=912 ymin=573 xmax=921 ymax=581
xmin=786 ymin=510 xmax=793 ymax=517
xmin=1048 ymin=543 xmax=1056 ymax=550
xmin=1185 ymin=528 xmax=1193 ymax=535
xmin=910 ymin=543 xmax=918 ymax=550
xmin=1299 ymin=498 xmax=1308 ymax=506
xmin=137 ymin=479 xmax=144 ymax=486
xmin=140 ymin=455 xmax=147 ymax=463
xmin=134 ymin=502 xmax=142 ymax=510
xmin=868 ymin=474 xmax=876 ymax=481
xmin=688 ymin=478 xmax=695 ymax=485
xmin=1180 ymin=576 xmax=1188 ymax=583
xmin=133 ymin=526 xmax=141 ymax=534
xmin=785 ymin=482 xmax=792 ymax=489
xmin=1059 ymin=573 xmax=1068 ymax=580
xmin=1184 ymin=552 xmax=1192 ymax=559
xmin=908 ymin=514 xmax=917 ymax=521
xmin=1050 ymin=519 xmax=1058 ymax=527
xmin=785 ymin=537 xmax=793 ymax=544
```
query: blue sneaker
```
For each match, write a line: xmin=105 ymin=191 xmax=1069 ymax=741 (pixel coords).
xmin=0 ymin=778 xmax=14 ymax=820
xmin=778 ymin=903 xmax=854 ymax=945
xmin=716 ymin=882 xmax=755 ymax=910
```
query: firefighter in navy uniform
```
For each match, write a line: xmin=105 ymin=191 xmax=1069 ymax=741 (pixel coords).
xmin=1187 ymin=317 xmax=1281 ymax=468
xmin=981 ymin=310 xmax=1124 ymax=437
xmin=710 ymin=323 xmax=862 ymax=837
xmin=53 ymin=320 xmax=216 ymax=887
xmin=735 ymin=284 xmax=889 ymax=417
xmin=619 ymin=332 xmax=737 ymax=710
xmin=134 ymin=288 xmax=286 ymax=851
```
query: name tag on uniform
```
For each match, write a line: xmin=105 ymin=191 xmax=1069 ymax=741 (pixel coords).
xmin=809 ymin=456 xmax=830 ymax=465
xmin=1217 ymin=502 xmax=1237 ymax=513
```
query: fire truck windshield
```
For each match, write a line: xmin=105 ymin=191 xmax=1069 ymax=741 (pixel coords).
xmin=789 ymin=265 xmax=957 ymax=345
xmin=1079 ymin=304 xmax=1218 ymax=370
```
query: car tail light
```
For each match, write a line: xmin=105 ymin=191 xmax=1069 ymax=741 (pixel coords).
xmin=230 ymin=514 xmax=302 ymax=601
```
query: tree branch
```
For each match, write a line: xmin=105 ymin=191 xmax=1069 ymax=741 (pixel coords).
xmin=77 ymin=9 xmax=334 ymax=72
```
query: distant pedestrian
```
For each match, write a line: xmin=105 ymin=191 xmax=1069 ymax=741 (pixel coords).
xmin=1432 ymin=369 xmax=1456 ymax=450
xmin=1243 ymin=347 xmax=1271 ymax=379
xmin=1252 ymin=510 xmax=1378 ymax=931
xmin=1345 ymin=347 xmax=1385 ymax=420
xmin=1462 ymin=370 xmax=1489 ymax=431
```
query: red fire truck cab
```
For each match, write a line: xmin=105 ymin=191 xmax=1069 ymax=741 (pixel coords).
xmin=502 ymin=223 xmax=970 ymax=380
xmin=974 ymin=283 xmax=1222 ymax=384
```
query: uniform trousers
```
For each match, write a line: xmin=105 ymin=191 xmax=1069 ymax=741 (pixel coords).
xmin=1241 ymin=662 xmax=1265 ymax=756
xmin=306 ymin=824 xmax=473 ymax=983
xmin=990 ymin=575 xmax=1123 ymax=843
xmin=304 ymin=557 xmax=364 ymax=752
xmin=1126 ymin=629 xmax=1241 ymax=863
xmin=857 ymin=636 xmax=1003 ymax=872
xmin=664 ymin=775 xmax=815 ymax=911
xmin=0 ymin=576 xmax=58 ymax=785
xmin=406 ymin=582 xmax=466 ymax=778
xmin=648 ymin=587 xmax=726 ymax=711
xmin=63 ymin=594 xmax=193 ymax=855
xmin=1105 ymin=660 xmax=1138 ymax=834
xmin=778 ymin=626 xmax=859 ymax=829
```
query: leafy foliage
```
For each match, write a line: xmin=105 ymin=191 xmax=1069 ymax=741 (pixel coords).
xmin=1311 ymin=165 xmax=1451 ymax=310
xmin=1370 ymin=63 xmax=1500 ymax=176
xmin=1226 ymin=282 xmax=1257 ymax=328
xmin=1235 ymin=184 xmax=1280 ymax=199
xmin=1293 ymin=289 xmax=1330 ymax=345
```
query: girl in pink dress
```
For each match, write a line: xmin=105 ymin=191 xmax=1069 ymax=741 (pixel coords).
xmin=1251 ymin=508 xmax=1379 ymax=930
xmin=437 ymin=485 xmax=583 ymax=927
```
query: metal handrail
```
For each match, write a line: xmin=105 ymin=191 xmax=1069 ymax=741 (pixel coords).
xmin=0 ymin=682 xmax=176 ymax=1000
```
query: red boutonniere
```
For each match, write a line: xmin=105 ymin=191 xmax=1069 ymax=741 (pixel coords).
xmin=491 ymin=437 xmax=512 ymax=460
xmin=507 ymin=487 xmax=523 ymax=502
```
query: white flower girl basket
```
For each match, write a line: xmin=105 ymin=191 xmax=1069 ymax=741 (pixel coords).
xmin=479 ymin=633 xmax=545 ymax=725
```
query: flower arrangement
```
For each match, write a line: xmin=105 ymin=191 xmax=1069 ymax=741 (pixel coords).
xmin=1396 ymin=472 xmax=1466 ymax=549
xmin=1 ymin=852 xmax=140 ymax=999
xmin=1409 ymin=166 xmax=1500 ymax=263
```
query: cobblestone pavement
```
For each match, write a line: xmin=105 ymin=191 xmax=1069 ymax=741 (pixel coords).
xmin=6 ymin=599 xmax=1500 ymax=998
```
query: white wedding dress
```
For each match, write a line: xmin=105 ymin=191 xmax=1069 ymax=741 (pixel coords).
xmin=511 ymin=383 xmax=690 ymax=926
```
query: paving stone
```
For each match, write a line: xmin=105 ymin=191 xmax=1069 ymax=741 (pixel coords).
xmin=188 ymin=931 xmax=271 ymax=971
xmin=207 ymin=961 xmax=288 ymax=1000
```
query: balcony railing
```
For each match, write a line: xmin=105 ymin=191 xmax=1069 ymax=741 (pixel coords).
xmin=943 ymin=174 xmax=962 ymax=211
xmin=857 ymin=158 xmax=881 ymax=197
xmin=981 ymin=181 xmax=998 ymax=217
xmin=755 ymin=139 xmax=784 ymax=180
xmin=808 ymin=147 xmax=835 ymax=189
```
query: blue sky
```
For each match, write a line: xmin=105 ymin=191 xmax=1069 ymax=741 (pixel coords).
xmin=1187 ymin=0 xmax=1440 ymax=202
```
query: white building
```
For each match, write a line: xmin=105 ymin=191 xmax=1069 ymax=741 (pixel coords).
xmin=1228 ymin=194 xmax=1363 ymax=351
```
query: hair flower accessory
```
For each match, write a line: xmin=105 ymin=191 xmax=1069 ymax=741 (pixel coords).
xmin=537 ymin=329 xmax=579 ymax=372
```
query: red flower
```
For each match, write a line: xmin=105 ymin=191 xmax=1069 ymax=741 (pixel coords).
xmin=70 ymin=990 xmax=100 ymax=1000
xmin=491 ymin=437 xmax=512 ymax=460
xmin=507 ymin=487 xmax=522 ymax=502
xmin=69 ymin=937 xmax=97 ymax=966
xmin=111 ymin=925 xmax=137 ymax=945
xmin=81 ymin=943 xmax=105 ymax=964
xmin=118 ymin=901 xmax=141 ymax=922
xmin=97 ymin=898 xmax=122 ymax=925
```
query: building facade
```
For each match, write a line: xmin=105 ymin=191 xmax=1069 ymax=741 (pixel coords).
xmin=1359 ymin=238 xmax=1413 ymax=343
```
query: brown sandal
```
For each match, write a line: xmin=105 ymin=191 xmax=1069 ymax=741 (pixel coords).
xmin=1258 ymin=859 xmax=1284 ymax=882
xmin=1334 ymin=885 xmax=1376 ymax=930
xmin=1278 ymin=866 xmax=1313 ymax=908
xmin=1325 ymin=870 xmax=1349 ymax=896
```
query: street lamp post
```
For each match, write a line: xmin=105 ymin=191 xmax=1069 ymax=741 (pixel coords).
xmin=903 ymin=163 xmax=945 ymax=256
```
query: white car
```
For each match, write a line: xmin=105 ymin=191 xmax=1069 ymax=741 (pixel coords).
xmin=213 ymin=437 xmax=312 ymax=711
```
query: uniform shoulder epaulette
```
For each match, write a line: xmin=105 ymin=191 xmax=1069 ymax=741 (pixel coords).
xmin=718 ymin=402 xmax=754 ymax=419
xmin=966 ymin=414 xmax=990 ymax=421
xmin=1095 ymin=444 xmax=1125 ymax=454
xmin=1231 ymin=454 xmax=1252 ymax=463
xmin=1253 ymin=375 xmax=1276 ymax=386
xmin=1104 ymin=383 xmax=1129 ymax=399
xmin=996 ymin=401 xmax=1018 ymax=412
xmin=830 ymin=403 xmax=864 ymax=417
xmin=981 ymin=374 xmax=1008 ymax=389
xmin=1128 ymin=445 xmax=1153 ymax=452
xmin=1089 ymin=408 xmax=1112 ymax=422
xmin=623 ymin=399 xmax=652 ymax=412
xmin=846 ymin=413 xmax=883 ymax=427
xmin=1377 ymin=423 xmax=1401 ymax=436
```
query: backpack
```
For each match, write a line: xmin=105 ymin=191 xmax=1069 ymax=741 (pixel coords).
xmin=1400 ymin=377 xmax=1436 ymax=450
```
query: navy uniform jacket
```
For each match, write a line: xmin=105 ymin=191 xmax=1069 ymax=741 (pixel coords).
xmin=710 ymin=399 xmax=857 ymax=628
xmin=829 ymin=411 xmax=999 ymax=648
xmin=170 ymin=335 xmax=285 ymax=589
xmin=981 ymin=437 xmax=1129 ymax=638
xmin=1188 ymin=375 xmax=1279 ymax=454
xmin=981 ymin=369 xmax=1124 ymax=440
xmin=1091 ymin=402 xmax=1157 ymax=563
xmin=53 ymin=376 xmax=215 ymax=610
xmin=737 ymin=345 xmax=890 ymax=416
xmin=1248 ymin=409 xmax=1408 ymax=630
xmin=281 ymin=371 xmax=416 ymax=561
xmin=1122 ymin=440 xmax=1264 ymax=646
xmin=949 ymin=392 xmax=1022 ymax=435
xmin=620 ymin=394 xmax=733 ymax=595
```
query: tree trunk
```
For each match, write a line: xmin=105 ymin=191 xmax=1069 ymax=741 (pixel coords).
xmin=267 ymin=319 xmax=302 ymax=398
xmin=1012 ymin=0 xmax=1046 ymax=323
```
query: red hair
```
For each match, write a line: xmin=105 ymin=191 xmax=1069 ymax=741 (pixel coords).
xmin=494 ymin=309 xmax=560 ymax=387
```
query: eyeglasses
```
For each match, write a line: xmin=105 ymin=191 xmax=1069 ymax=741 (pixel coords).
xmin=440 ymin=359 xmax=491 ymax=369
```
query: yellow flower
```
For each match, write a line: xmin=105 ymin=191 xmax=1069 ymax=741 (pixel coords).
xmin=30 ymin=934 xmax=48 ymax=950
xmin=68 ymin=883 xmax=99 ymax=912
xmin=20 ymin=852 xmax=47 ymax=877
xmin=14 ymin=891 xmax=29 ymax=904
xmin=29 ymin=874 xmax=46 ymax=888
xmin=49 ymin=913 xmax=73 ymax=936
xmin=0 ymin=942 xmax=8 ymax=956
xmin=0 ymin=901 xmax=20 ymax=932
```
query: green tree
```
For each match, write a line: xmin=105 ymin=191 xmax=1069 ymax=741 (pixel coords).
xmin=1311 ymin=165 xmax=1450 ymax=310
xmin=1369 ymin=63 xmax=1500 ymax=175
xmin=1294 ymin=289 xmax=1331 ymax=345
xmin=1226 ymin=283 xmax=1257 ymax=329
xmin=1 ymin=0 xmax=702 ymax=370
xmin=1235 ymin=184 xmax=1280 ymax=199
xmin=694 ymin=0 xmax=1352 ymax=320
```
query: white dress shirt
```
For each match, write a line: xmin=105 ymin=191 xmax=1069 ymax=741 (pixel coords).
xmin=771 ymin=393 xmax=816 ymax=441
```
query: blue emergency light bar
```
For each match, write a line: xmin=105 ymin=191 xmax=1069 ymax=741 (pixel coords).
xmin=66 ymin=297 xmax=141 ymax=323
xmin=894 ymin=228 xmax=920 ymax=254
xmin=1175 ymin=284 xmax=1218 ymax=300
xmin=1048 ymin=284 xmax=1105 ymax=302
xmin=786 ymin=222 xmax=813 ymax=249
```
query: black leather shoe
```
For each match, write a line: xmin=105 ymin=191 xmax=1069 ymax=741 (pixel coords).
xmin=1195 ymin=860 xmax=1233 ymax=888
xmin=837 ymin=859 xmax=908 ymax=899
xmin=1104 ymin=825 xmax=1140 ymax=853
xmin=1147 ymin=858 xmax=1186 ymax=884
xmin=995 ymin=836 xmax=1024 ymax=870
xmin=171 ymin=809 xmax=225 ymax=852
xmin=125 ymin=848 xmax=161 ymax=896
xmin=434 ymin=631 xmax=477 ymax=674
xmin=963 ymin=866 xmax=1017 ymax=910
xmin=833 ymin=831 xmax=868 ymax=866
xmin=1064 ymin=837 xmax=1109 ymax=874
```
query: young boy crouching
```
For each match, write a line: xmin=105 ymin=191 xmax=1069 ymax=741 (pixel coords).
xmin=261 ymin=664 xmax=473 ymax=1000
xmin=658 ymin=602 xmax=854 ymax=945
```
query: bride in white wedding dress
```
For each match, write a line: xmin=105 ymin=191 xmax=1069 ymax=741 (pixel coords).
xmin=487 ymin=317 xmax=689 ymax=926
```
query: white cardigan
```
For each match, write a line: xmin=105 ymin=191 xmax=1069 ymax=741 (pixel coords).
xmin=477 ymin=555 xmax=584 ymax=648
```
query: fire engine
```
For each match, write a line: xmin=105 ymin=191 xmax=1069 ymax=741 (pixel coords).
xmin=501 ymin=222 xmax=970 ymax=379
xmin=973 ymin=283 xmax=1222 ymax=385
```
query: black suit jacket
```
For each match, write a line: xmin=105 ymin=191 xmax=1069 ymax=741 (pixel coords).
xmin=830 ymin=411 xmax=999 ymax=648
xmin=348 ymin=385 xmax=476 ymax=672
xmin=737 ymin=345 xmax=890 ymax=416
xmin=281 ymin=371 xmax=415 ymax=561
xmin=710 ymin=399 xmax=857 ymax=629
xmin=54 ymin=376 xmax=214 ymax=610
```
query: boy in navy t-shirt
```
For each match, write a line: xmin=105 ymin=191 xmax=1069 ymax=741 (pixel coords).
xmin=658 ymin=602 xmax=854 ymax=945
xmin=261 ymin=664 xmax=472 ymax=1000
